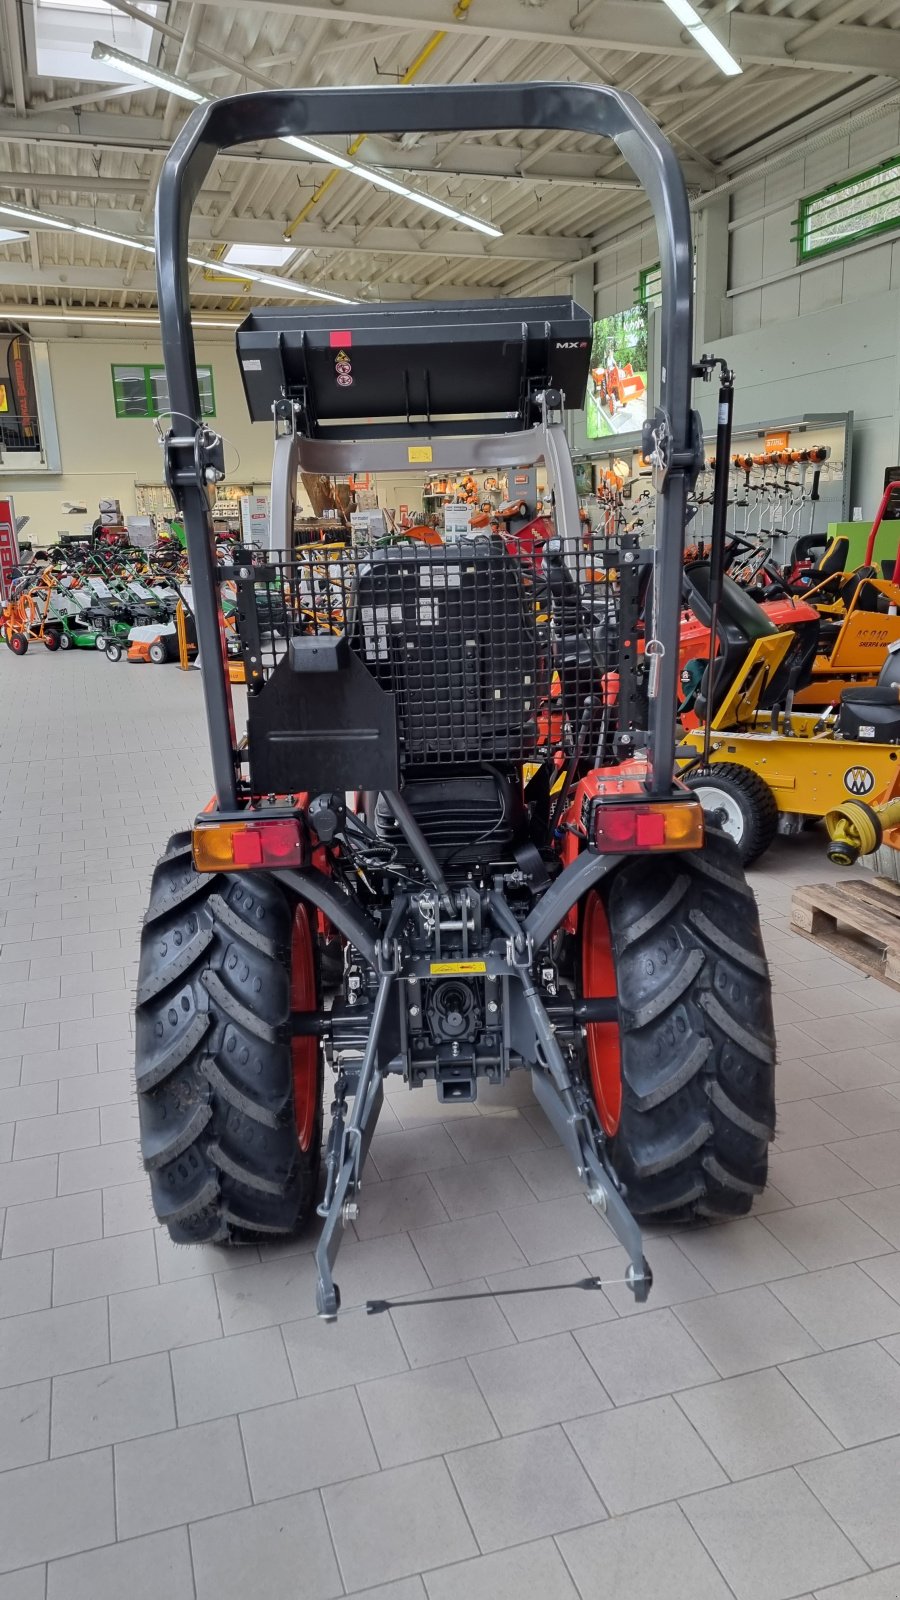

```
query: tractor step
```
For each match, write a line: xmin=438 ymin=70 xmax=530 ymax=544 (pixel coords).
xmin=791 ymin=875 xmax=900 ymax=991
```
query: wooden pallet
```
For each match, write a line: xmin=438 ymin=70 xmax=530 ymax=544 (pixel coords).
xmin=791 ymin=876 xmax=900 ymax=990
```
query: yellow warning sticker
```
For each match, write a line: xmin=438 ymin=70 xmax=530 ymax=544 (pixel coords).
xmin=408 ymin=445 xmax=433 ymax=463
xmin=429 ymin=960 xmax=487 ymax=976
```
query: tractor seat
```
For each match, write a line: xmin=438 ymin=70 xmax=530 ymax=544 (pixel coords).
xmin=838 ymin=644 xmax=900 ymax=741
xmin=683 ymin=563 xmax=780 ymax=718
xmin=813 ymin=535 xmax=850 ymax=581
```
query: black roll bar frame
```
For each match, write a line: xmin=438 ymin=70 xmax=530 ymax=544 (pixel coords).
xmin=154 ymin=82 xmax=698 ymax=808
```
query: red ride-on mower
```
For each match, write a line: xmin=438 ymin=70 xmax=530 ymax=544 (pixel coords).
xmin=134 ymin=82 xmax=776 ymax=1320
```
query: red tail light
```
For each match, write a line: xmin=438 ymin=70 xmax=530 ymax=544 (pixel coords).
xmin=593 ymin=800 xmax=703 ymax=853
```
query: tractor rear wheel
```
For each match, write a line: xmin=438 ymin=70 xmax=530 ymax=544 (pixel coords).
xmin=585 ymin=826 xmax=775 ymax=1221
xmin=683 ymin=763 xmax=779 ymax=866
xmin=134 ymin=833 xmax=324 ymax=1244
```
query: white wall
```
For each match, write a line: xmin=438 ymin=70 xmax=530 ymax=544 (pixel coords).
xmin=1 ymin=333 xmax=302 ymax=542
xmin=590 ymin=104 xmax=900 ymax=517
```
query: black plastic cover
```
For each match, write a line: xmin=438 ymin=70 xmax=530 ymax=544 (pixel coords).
xmin=236 ymin=296 xmax=591 ymax=436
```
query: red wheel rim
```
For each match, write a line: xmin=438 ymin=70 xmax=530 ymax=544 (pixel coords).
xmin=582 ymin=890 xmax=622 ymax=1136
xmin=290 ymin=905 xmax=318 ymax=1152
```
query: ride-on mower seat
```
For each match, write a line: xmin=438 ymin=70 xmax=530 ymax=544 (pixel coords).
xmin=813 ymin=535 xmax=851 ymax=581
xmin=839 ymin=642 xmax=900 ymax=741
xmin=684 ymin=561 xmax=820 ymax=719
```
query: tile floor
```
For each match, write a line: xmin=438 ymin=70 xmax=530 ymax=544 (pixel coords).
xmin=2 ymin=647 xmax=900 ymax=1600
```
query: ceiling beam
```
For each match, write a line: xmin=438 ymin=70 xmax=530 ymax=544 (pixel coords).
xmin=1 ymin=0 xmax=27 ymax=116
xmin=0 ymin=167 xmax=231 ymax=201
xmin=8 ymin=206 xmax=586 ymax=262
xmin=0 ymin=263 xmax=501 ymax=299
xmin=170 ymin=0 xmax=900 ymax=75
xmin=0 ymin=112 xmax=714 ymax=190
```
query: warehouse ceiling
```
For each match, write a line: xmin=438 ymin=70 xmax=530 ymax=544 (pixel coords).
xmin=0 ymin=0 xmax=898 ymax=328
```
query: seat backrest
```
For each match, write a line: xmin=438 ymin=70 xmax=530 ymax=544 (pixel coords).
xmin=814 ymin=536 xmax=850 ymax=579
xmin=684 ymin=563 xmax=780 ymax=642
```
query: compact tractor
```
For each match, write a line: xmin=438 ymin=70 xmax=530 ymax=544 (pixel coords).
xmin=135 ymin=82 xmax=776 ymax=1319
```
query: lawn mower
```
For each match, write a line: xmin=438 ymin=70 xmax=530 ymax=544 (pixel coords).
xmin=135 ymin=81 xmax=775 ymax=1321
xmin=677 ymin=566 xmax=900 ymax=863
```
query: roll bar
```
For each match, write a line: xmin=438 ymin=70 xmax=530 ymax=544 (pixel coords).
xmin=155 ymin=83 xmax=698 ymax=807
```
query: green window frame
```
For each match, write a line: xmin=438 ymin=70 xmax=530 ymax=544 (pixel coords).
xmin=111 ymin=363 xmax=216 ymax=419
xmin=637 ymin=263 xmax=662 ymax=309
xmin=796 ymin=157 xmax=900 ymax=263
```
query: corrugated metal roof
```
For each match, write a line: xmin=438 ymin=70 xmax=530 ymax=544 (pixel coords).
xmin=0 ymin=0 xmax=897 ymax=319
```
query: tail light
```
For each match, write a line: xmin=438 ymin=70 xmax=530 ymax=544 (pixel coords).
xmin=592 ymin=799 xmax=704 ymax=853
xmin=192 ymin=818 xmax=305 ymax=872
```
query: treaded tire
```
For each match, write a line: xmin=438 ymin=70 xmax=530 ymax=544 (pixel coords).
xmin=134 ymin=832 xmax=323 ymax=1244
xmin=599 ymin=826 xmax=776 ymax=1220
xmin=683 ymin=763 xmax=779 ymax=866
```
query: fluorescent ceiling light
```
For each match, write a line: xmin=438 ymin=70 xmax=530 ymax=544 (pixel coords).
xmin=92 ymin=41 xmax=503 ymax=238
xmin=0 ymin=202 xmax=355 ymax=304
xmin=0 ymin=307 xmax=237 ymax=328
xmin=192 ymin=257 xmax=357 ymax=304
xmin=0 ymin=228 xmax=28 ymax=243
xmin=661 ymin=0 xmax=742 ymax=74
xmin=223 ymin=243 xmax=295 ymax=267
xmin=91 ymin=40 xmax=208 ymax=101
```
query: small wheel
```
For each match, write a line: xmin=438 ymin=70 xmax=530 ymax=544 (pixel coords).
xmin=148 ymin=640 xmax=168 ymax=664
xmin=57 ymin=630 xmax=73 ymax=651
xmin=683 ymin=763 xmax=779 ymax=866
xmin=105 ymin=642 xmax=123 ymax=662
xmin=94 ymin=634 xmax=108 ymax=653
xmin=8 ymin=632 xmax=28 ymax=656
xmin=43 ymin=629 xmax=61 ymax=652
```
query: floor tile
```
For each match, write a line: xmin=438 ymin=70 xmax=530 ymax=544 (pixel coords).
xmin=240 ymin=1388 xmax=379 ymax=1501
xmin=829 ymin=1132 xmax=900 ymax=1187
xmin=801 ymin=1050 xmax=900 ymax=1092
xmin=327 ymin=1232 xmax=432 ymax=1310
xmin=429 ymin=1157 xmax=535 ymax=1219
xmin=445 ymin=1111 xmax=546 ymax=1163
xmin=102 ymin=1180 xmax=156 ymax=1236
xmin=115 ymin=1417 xmax=251 ymax=1539
xmin=674 ymin=1217 xmax=806 ymax=1291
xmin=760 ymin=1199 xmax=894 ymax=1270
xmin=772 ymin=1263 xmax=900 ymax=1348
xmin=0 ymin=1570 xmax=47 ymax=1600
xmin=422 ymin=1538 xmax=580 ymax=1600
xmin=567 ymin=1393 xmax=726 ymax=1512
xmin=13 ymin=1107 xmax=98 ymax=1160
xmin=324 ymin=1458 xmax=477 ymax=1591
xmin=674 ymin=1284 xmax=820 ymax=1376
xmin=170 ymin=1326 xmax=294 ymax=1425
xmin=0 ymin=1251 xmax=51 ymax=1318
xmin=860 ymin=1250 xmax=900 ymax=1303
xmin=815 ymin=1087 xmax=900 ymax=1136
xmin=800 ymin=1436 xmax=900 ymax=1567
xmin=498 ymin=1194 xmax=614 ymax=1264
xmin=387 ymin=1277 xmax=516 ymax=1369
xmin=410 ymin=1213 xmax=526 ymax=1287
xmin=469 ymin=1330 xmax=610 ymax=1434
xmin=676 ymin=1366 xmax=840 ymax=1477
xmin=283 ymin=1302 xmax=409 ymax=1393
xmin=0 ymin=1378 xmax=50 ymax=1471
xmin=370 ymin=1126 xmax=463 ymax=1181
xmin=483 ymin=1255 xmax=618 ymax=1340
xmin=446 ymin=1425 xmax=604 ymax=1552
xmin=52 ymin=1228 xmax=158 ymax=1304
xmin=343 ymin=1584 xmax=424 ymax=1600
xmin=767 ymin=1147 xmax=872 ymax=1206
xmin=773 ymin=1098 xmax=856 ymax=1152
xmin=359 ymin=1358 xmax=498 ymax=1466
xmin=0 ymin=1297 xmax=108 ymax=1386
xmin=0 ymin=1448 xmax=115 ymax=1575
xmin=0 ymin=1154 xmax=58 ymax=1209
xmin=681 ymin=1468 xmax=867 ymax=1600
xmin=812 ymin=1570 xmax=900 ymax=1600
xmin=575 ymin=1307 xmax=717 ymax=1401
xmin=774 ymin=1059 xmax=846 ymax=1101
xmin=2 ymin=1190 xmax=101 ymax=1256
xmin=47 ymin=1529 xmax=195 ymax=1600
xmin=557 ymin=1502 xmax=731 ymax=1600
xmin=845 ymin=1185 xmax=900 ymax=1247
xmin=110 ymin=1275 xmax=222 ymax=1359
xmin=352 ymin=1173 xmax=448 ymax=1240
xmin=51 ymin=1352 xmax=174 ymax=1454
xmin=190 ymin=1494 xmax=342 ymax=1600
xmin=510 ymin=1145 xmax=585 ymax=1202
xmin=783 ymin=1340 xmax=900 ymax=1447
xmin=587 ymin=1237 xmax=714 ymax=1316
